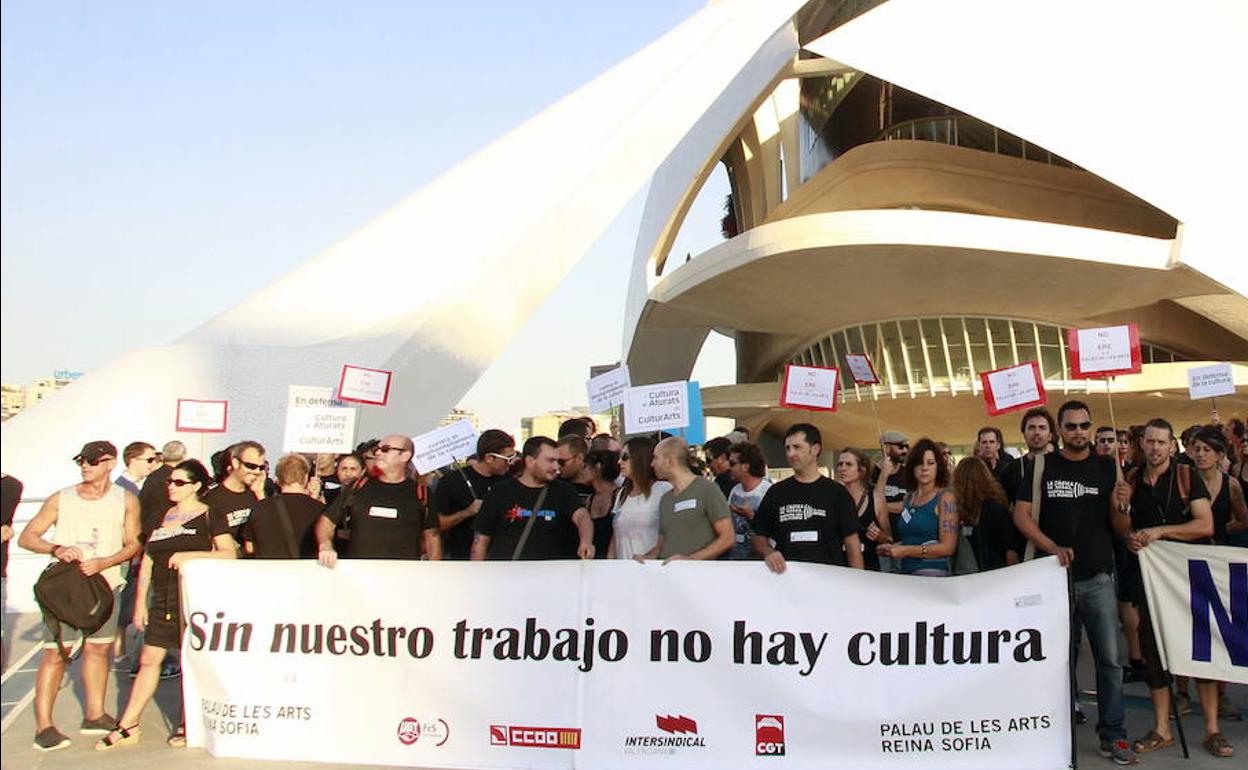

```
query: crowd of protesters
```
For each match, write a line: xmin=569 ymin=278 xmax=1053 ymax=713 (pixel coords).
xmin=2 ymin=407 xmax=1245 ymax=761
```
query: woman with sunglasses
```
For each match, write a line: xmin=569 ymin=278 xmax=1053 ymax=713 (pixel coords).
xmin=607 ymin=437 xmax=671 ymax=559
xmin=96 ymin=460 xmax=236 ymax=751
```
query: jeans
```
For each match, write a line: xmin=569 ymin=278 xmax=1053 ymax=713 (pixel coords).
xmin=1071 ymin=571 xmax=1126 ymax=742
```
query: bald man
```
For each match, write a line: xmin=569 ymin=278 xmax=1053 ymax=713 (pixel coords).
xmin=637 ymin=437 xmax=733 ymax=563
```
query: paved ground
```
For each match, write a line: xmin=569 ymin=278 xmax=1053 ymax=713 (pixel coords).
xmin=1 ymin=611 xmax=1244 ymax=768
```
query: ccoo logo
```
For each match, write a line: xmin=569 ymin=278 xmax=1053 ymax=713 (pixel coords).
xmin=755 ymin=714 xmax=785 ymax=756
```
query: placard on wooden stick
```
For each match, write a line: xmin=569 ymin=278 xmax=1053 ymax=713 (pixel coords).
xmin=980 ymin=362 xmax=1047 ymax=416
xmin=1067 ymin=324 xmax=1142 ymax=379
xmin=779 ymin=364 xmax=840 ymax=411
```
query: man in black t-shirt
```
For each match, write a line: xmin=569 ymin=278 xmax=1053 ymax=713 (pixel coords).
xmin=472 ymin=436 xmax=593 ymax=561
xmin=752 ymin=423 xmax=863 ymax=572
xmin=316 ymin=434 xmax=438 ymax=564
xmin=1122 ymin=418 xmax=1219 ymax=757
xmin=203 ymin=440 xmax=268 ymax=544
xmin=1014 ymin=400 xmax=1135 ymax=763
xmin=430 ymin=429 xmax=515 ymax=559
xmin=556 ymin=435 xmax=595 ymax=508
xmin=243 ymin=454 xmax=325 ymax=559
xmin=703 ymin=437 xmax=735 ymax=498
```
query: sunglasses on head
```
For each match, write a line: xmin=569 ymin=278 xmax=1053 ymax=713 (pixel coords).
xmin=240 ymin=460 xmax=269 ymax=471
xmin=75 ymin=456 xmax=112 ymax=467
xmin=1063 ymin=421 xmax=1093 ymax=431
xmin=487 ymin=452 xmax=517 ymax=463
xmin=167 ymin=478 xmax=197 ymax=487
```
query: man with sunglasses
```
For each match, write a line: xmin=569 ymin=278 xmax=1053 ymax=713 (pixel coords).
xmin=18 ymin=441 xmax=140 ymax=751
xmin=557 ymin=435 xmax=595 ymax=508
xmin=430 ymin=429 xmax=516 ymax=559
xmin=1013 ymin=401 xmax=1137 ymax=766
xmin=113 ymin=442 xmax=159 ymax=497
xmin=317 ymin=434 xmax=438 ymax=564
xmin=203 ymin=441 xmax=268 ymax=545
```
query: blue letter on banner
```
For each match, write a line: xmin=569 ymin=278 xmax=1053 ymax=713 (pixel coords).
xmin=1188 ymin=559 xmax=1247 ymax=666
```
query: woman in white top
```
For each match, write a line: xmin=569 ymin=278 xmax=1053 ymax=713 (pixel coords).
xmin=607 ymin=437 xmax=672 ymax=559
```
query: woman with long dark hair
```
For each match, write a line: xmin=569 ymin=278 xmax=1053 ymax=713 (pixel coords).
xmin=877 ymin=438 xmax=958 ymax=576
xmin=952 ymin=456 xmax=1018 ymax=571
xmin=96 ymin=460 xmax=236 ymax=750
xmin=608 ymin=437 xmax=671 ymax=559
xmin=584 ymin=449 xmax=621 ymax=559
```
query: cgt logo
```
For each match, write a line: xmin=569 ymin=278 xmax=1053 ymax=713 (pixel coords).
xmin=490 ymin=724 xmax=582 ymax=750
xmin=397 ymin=717 xmax=449 ymax=747
xmin=755 ymin=714 xmax=786 ymax=756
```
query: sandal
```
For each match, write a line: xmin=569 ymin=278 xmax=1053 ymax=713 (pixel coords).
xmin=94 ymin=724 xmax=141 ymax=751
xmin=1132 ymin=730 xmax=1175 ymax=754
xmin=168 ymin=725 xmax=187 ymax=748
xmin=1203 ymin=732 xmax=1234 ymax=758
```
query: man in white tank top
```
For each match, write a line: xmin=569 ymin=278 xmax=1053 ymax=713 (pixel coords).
xmin=18 ymin=440 xmax=140 ymax=752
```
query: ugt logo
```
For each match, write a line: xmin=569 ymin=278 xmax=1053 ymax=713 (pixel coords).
xmin=1189 ymin=560 xmax=1247 ymax=666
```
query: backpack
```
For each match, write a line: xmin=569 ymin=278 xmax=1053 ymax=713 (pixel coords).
xmin=33 ymin=560 xmax=115 ymax=663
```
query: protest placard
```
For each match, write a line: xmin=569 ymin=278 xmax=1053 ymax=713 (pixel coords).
xmin=844 ymin=353 xmax=880 ymax=385
xmin=779 ymin=364 xmax=840 ymax=411
xmin=623 ymin=381 xmax=689 ymax=434
xmin=282 ymin=386 xmax=357 ymax=454
xmin=411 ymin=419 xmax=478 ymax=474
xmin=980 ymin=362 xmax=1046 ymax=416
xmin=586 ymin=365 xmax=631 ymax=413
xmin=175 ymin=399 xmax=228 ymax=433
xmin=337 ymin=365 xmax=393 ymax=406
xmin=1066 ymin=324 xmax=1141 ymax=378
xmin=1186 ymin=363 xmax=1236 ymax=400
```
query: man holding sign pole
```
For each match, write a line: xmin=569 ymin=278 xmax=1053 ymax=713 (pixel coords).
xmin=431 ymin=430 xmax=515 ymax=560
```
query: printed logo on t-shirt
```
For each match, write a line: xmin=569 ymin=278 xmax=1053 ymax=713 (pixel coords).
xmin=225 ymin=508 xmax=251 ymax=528
xmin=148 ymin=525 xmax=197 ymax=543
xmin=1044 ymin=480 xmax=1100 ymax=499
xmin=777 ymin=504 xmax=827 ymax=523
xmin=504 ymin=505 xmax=557 ymax=523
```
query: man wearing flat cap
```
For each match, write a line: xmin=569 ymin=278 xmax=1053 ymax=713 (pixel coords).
xmin=19 ymin=440 xmax=140 ymax=752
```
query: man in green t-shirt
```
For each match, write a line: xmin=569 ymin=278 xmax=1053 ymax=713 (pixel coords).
xmin=636 ymin=437 xmax=733 ymax=563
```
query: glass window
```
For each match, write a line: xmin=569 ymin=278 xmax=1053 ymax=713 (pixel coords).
xmin=897 ymin=320 xmax=925 ymax=387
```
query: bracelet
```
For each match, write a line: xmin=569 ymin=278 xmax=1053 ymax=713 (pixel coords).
xmin=921 ymin=544 xmax=928 ymax=558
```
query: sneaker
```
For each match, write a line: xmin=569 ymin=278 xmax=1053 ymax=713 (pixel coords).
xmin=1074 ymin=705 xmax=1088 ymax=725
xmin=160 ymin=662 xmax=181 ymax=679
xmin=80 ymin=714 xmax=117 ymax=735
xmin=1099 ymin=739 xmax=1139 ymax=765
xmin=33 ymin=727 xmax=71 ymax=752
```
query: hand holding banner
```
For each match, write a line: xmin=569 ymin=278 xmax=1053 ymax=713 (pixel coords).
xmin=980 ymin=362 xmax=1046 ymax=416
xmin=411 ymin=420 xmax=478 ymax=474
xmin=586 ymin=365 xmax=631 ymax=414
xmin=1066 ymin=324 xmax=1142 ymax=378
xmin=779 ymin=365 xmax=840 ymax=411
xmin=338 ymin=365 xmax=393 ymax=406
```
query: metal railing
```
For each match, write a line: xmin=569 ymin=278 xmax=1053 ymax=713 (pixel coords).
xmin=877 ymin=115 xmax=1080 ymax=169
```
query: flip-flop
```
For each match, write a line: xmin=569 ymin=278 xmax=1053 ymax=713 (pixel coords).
xmin=1132 ymin=730 xmax=1175 ymax=754
xmin=1203 ymin=732 xmax=1234 ymax=758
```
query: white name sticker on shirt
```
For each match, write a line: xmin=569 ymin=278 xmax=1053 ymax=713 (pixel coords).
xmin=901 ymin=511 xmax=912 ymax=525
xmin=674 ymin=499 xmax=698 ymax=512
xmin=790 ymin=530 xmax=819 ymax=543
xmin=226 ymin=509 xmax=251 ymax=528
xmin=369 ymin=506 xmax=398 ymax=519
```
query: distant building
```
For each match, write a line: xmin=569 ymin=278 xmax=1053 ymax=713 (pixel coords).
xmin=441 ymin=407 xmax=481 ymax=434
xmin=1 ymin=372 xmax=82 ymax=420
xmin=520 ymin=408 xmax=614 ymax=443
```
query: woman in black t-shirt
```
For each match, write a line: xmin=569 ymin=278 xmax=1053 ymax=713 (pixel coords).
xmin=584 ymin=450 xmax=621 ymax=560
xmin=97 ymin=460 xmax=236 ymax=751
xmin=835 ymin=448 xmax=889 ymax=570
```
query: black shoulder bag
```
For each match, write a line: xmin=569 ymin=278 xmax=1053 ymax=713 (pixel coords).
xmin=511 ymin=485 xmax=550 ymax=561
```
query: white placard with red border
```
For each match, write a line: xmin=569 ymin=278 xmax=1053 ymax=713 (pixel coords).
xmin=337 ymin=365 xmax=393 ymax=406
xmin=980 ymin=362 xmax=1047 ymax=416
xmin=779 ymin=364 xmax=840 ymax=411
xmin=176 ymin=399 xmax=229 ymax=433
xmin=1066 ymin=324 xmax=1142 ymax=379
xmin=844 ymin=354 xmax=880 ymax=385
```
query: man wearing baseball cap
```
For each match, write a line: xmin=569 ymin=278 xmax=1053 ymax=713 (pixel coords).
xmin=18 ymin=440 xmax=140 ymax=751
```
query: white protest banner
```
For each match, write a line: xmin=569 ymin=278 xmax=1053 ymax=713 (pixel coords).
xmin=1066 ymin=324 xmax=1141 ymax=378
xmin=411 ymin=419 xmax=478 ymax=473
xmin=586 ymin=365 xmax=631 ymax=413
xmin=1138 ymin=541 xmax=1247 ymax=684
xmin=176 ymin=399 xmax=229 ymax=433
xmin=779 ymin=364 xmax=840 ymax=411
xmin=182 ymin=559 xmax=1071 ymax=769
xmin=979 ymin=362 xmax=1046 ymax=416
xmin=1186 ymin=363 xmax=1236 ymax=400
xmin=624 ymin=380 xmax=689 ymax=434
xmin=844 ymin=353 xmax=880 ymax=385
xmin=282 ymin=386 xmax=358 ymax=454
xmin=338 ymin=365 xmax=393 ymax=406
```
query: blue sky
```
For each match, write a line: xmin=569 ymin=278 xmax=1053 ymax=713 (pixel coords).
xmin=1 ymin=0 xmax=735 ymax=436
